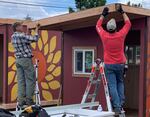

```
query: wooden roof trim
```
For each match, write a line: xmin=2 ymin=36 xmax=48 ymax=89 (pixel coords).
xmin=0 ymin=18 xmax=23 ymax=24
xmin=26 ymin=4 xmax=114 ymax=28
xmin=26 ymin=4 xmax=150 ymax=29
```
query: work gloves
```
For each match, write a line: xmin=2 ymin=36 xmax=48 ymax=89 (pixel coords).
xmin=116 ymin=4 xmax=124 ymax=14
xmin=102 ymin=7 xmax=109 ymax=17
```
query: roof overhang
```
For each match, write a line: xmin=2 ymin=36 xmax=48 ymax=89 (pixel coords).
xmin=26 ymin=4 xmax=150 ymax=31
xmin=0 ymin=18 xmax=23 ymax=25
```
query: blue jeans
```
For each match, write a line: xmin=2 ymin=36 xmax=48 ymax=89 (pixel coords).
xmin=105 ymin=64 xmax=125 ymax=108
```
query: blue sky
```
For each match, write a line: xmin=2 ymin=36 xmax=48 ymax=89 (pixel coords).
xmin=43 ymin=0 xmax=118 ymax=17
xmin=0 ymin=0 xmax=149 ymax=20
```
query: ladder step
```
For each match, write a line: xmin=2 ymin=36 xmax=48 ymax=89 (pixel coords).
xmin=91 ymin=80 xmax=101 ymax=84
xmin=88 ymin=94 xmax=96 ymax=99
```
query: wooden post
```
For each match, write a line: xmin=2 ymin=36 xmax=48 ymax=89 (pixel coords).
xmin=146 ymin=17 xmax=150 ymax=117
xmin=3 ymin=24 xmax=8 ymax=104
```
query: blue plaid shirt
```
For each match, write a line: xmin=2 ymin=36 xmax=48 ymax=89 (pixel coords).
xmin=11 ymin=32 xmax=39 ymax=58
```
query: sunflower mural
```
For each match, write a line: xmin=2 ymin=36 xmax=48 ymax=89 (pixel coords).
xmin=8 ymin=30 xmax=62 ymax=103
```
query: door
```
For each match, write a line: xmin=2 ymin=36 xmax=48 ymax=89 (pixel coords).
xmin=124 ymin=30 xmax=140 ymax=110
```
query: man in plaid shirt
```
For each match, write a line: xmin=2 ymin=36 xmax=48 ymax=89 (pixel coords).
xmin=11 ymin=22 xmax=40 ymax=108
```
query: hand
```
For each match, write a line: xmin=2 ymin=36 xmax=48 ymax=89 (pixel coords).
xmin=35 ymin=22 xmax=40 ymax=34
xmin=36 ymin=22 xmax=40 ymax=29
xmin=102 ymin=7 xmax=109 ymax=17
xmin=116 ymin=4 xmax=124 ymax=14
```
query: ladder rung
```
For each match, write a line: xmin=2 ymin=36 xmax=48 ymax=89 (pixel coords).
xmin=90 ymin=80 xmax=101 ymax=84
xmin=88 ymin=94 xmax=96 ymax=99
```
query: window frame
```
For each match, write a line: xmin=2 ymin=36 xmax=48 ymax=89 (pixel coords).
xmin=72 ymin=47 xmax=97 ymax=77
xmin=126 ymin=45 xmax=140 ymax=65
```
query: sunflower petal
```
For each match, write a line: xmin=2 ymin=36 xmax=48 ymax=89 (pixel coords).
xmin=44 ymin=44 xmax=48 ymax=56
xmin=14 ymin=76 xmax=17 ymax=83
xmin=47 ymin=53 xmax=54 ymax=63
xmin=42 ymin=90 xmax=53 ymax=101
xmin=41 ymin=30 xmax=48 ymax=45
xmin=41 ymin=82 xmax=49 ymax=90
xmin=12 ymin=64 xmax=17 ymax=71
xmin=11 ymin=83 xmax=18 ymax=101
xmin=49 ymin=80 xmax=60 ymax=90
xmin=49 ymin=36 xmax=56 ymax=53
xmin=38 ymin=38 xmax=43 ymax=51
xmin=8 ymin=56 xmax=15 ymax=68
xmin=47 ymin=64 xmax=56 ymax=72
xmin=52 ymin=66 xmax=61 ymax=77
xmin=31 ymin=43 xmax=36 ymax=49
xmin=45 ymin=74 xmax=54 ymax=81
xmin=53 ymin=50 xmax=61 ymax=64
xmin=8 ymin=71 xmax=15 ymax=85
xmin=8 ymin=42 xmax=15 ymax=53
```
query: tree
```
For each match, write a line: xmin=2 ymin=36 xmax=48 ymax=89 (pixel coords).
xmin=127 ymin=1 xmax=142 ymax=8
xmin=69 ymin=0 xmax=106 ymax=13
xmin=24 ymin=14 xmax=32 ymax=21
xmin=69 ymin=7 xmax=75 ymax=13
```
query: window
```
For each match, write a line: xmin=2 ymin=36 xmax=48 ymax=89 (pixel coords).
xmin=73 ymin=47 xmax=96 ymax=77
xmin=126 ymin=46 xmax=140 ymax=65
xmin=135 ymin=46 xmax=140 ymax=64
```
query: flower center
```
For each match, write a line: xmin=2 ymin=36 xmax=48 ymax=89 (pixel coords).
xmin=32 ymin=51 xmax=47 ymax=82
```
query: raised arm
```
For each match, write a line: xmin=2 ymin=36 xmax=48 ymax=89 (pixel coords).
xmin=116 ymin=4 xmax=131 ymax=35
xmin=25 ymin=23 xmax=40 ymax=43
xmin=96 ymin=7 xmax=109 ymax=36
xmin=123 ymin=12 xmax=130 ymax=22
xmin=25 ymin=34 xmax=39 ymax=42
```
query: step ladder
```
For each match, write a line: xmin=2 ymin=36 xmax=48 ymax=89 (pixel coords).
xmin=81 ymin=58 xmax=125 ymax=117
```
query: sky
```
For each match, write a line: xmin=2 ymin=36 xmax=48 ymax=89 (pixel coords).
xmin=0 ymin=0 xmax=149 ymax=20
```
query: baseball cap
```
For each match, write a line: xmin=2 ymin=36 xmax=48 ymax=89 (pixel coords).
xmin=106 ymin=18 xmax=117 ymax=32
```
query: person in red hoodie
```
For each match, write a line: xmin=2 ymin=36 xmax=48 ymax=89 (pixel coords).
xmin=96 ymin=4 xmax=131 ymax=114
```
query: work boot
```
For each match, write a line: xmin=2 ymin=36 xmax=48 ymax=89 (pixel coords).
xmin=18 ymin=101 xmax=28 ymax=110
xmin=26 ymin=98 xmax=35 ymax=106
xmin=114 ymin=108 xmax=121 ymax=115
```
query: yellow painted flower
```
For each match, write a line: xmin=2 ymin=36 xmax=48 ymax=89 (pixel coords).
xmin=8 ymin=30 xmax=61 ymax=102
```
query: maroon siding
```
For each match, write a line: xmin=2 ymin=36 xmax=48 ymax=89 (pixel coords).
xmin=131 ymin=18 xmax=146 ymax=117
xmin=0 ymin=24 xmax=11 ymax=103
xmin=63 ymin=27 xmax=106 ymax=108
xmin=146 ymin=17 xmax=150 ymax=117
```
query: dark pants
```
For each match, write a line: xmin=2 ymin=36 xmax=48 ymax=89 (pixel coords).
xmin=105 ymin=64 xmax=125 ymax=109
xmin=16 ymin=58 xmax=35 ymax=106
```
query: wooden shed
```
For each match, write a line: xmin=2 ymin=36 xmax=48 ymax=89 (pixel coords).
xmin=27 ymin=4 xmax=150 ymax=117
